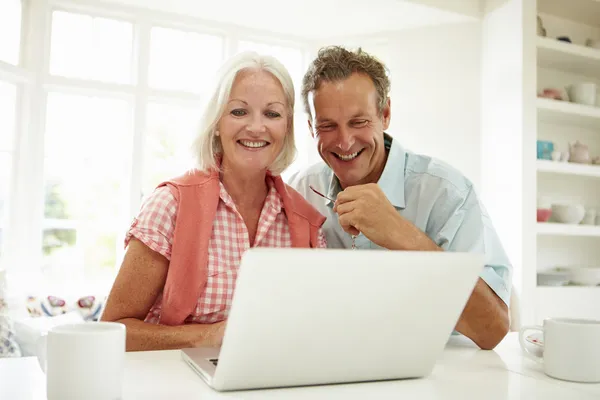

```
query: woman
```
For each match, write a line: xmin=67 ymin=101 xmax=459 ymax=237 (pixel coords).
xmin=101 ymin=52 xmax=327 ymax=351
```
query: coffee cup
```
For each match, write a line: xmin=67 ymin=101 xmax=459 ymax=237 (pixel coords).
xmin=37 ymin=322 xmax=126 ymax=400
xmin=519 ymin=318 xmax=600 ymax=383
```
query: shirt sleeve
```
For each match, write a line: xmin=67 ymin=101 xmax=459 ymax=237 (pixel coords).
xmin=432 ymin=186 xmax=512 ymax=306
xmin=125 ymin=186 xmax=178 ymax=260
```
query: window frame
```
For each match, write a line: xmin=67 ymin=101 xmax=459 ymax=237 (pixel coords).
xmin=0 ymin=0 xmax=321 ymax=284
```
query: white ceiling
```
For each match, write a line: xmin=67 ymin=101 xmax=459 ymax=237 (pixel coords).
xmin=100 ymin=0 xmax=476 ymax=39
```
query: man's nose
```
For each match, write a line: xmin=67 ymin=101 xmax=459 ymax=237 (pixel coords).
xmin=337 ymin=127 xmax=355 ymax=152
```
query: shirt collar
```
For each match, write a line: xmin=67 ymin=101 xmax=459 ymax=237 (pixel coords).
xmin=326 ymin=133 xmax=407 ymax=209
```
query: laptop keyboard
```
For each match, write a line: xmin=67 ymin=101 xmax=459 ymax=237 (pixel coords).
xmin=209 ymin=358 xmax=218 ymax=366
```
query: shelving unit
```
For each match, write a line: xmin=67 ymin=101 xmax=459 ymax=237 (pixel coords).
xmin=533 ymin=0 xmax=600 ymax=325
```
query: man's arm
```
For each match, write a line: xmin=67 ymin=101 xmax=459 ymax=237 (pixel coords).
xmin=391 ymin=225 xmax=509 ymax=350
xmin=335 ymin=184 xmax=511 ymax=350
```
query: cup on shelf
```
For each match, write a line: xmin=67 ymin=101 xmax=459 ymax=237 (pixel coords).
xmin=551 ymin=151 xmax=561 ymax=161
xmin=519 ymin=318 xmax=600 ymax=383
xmin=537 ymin=208 xmax=552 ymax=222
xmin=585 ymin=38 xmax=600 ymax=50
xmin=566 ymin=83 xmax=597 ymax=106
xmin=537 ymin=140 xmax=554 ymax=160
xmin=581 ymin=209 xmax=596 ymax=225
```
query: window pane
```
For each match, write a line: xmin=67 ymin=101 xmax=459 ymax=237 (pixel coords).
xmin=43 ymin=92 xmax=132 ymax=287
xmin=0 ymin=0 xmax=21 ymax=64
xmin=49 ymin=11 xmax=133 ymax=84
xmin=0 ymin=81 xmax=17 ymax=151
xmin=0 ymin=153 xmax=11 ymax=258
xmin=149 ymin=27 xmax=224 ymax=93
xmin=142 ymin=101 xmax=200 ymax=197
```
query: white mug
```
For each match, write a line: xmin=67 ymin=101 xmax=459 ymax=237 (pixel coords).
xmin=566 ymin=83 xmax=597 ymax=106
xmin=37 ymin=322 xmax=126 ymax=400
xmin=519 ymin=318 xmax=600 ymax=383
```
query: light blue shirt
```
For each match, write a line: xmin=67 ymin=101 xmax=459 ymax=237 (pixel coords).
xmin=287 ymin=134 xmax=512 ymax=306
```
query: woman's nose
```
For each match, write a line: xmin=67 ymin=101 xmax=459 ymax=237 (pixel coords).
xmin=246 ymin=114 xmax=267 ymax=134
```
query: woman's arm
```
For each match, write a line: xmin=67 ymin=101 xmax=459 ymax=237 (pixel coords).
xmin=101 ymin=239 xmax=225 ymax=351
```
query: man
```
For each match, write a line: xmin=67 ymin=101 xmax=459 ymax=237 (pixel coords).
xmin=287 ymin=46 xmax=511 ymax=350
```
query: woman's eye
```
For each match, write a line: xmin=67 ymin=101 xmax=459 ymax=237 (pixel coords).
xmin=265 ymin=111 xmax=282 ymax=118
xmin=231 ymin=109 xmax=247 ymax=117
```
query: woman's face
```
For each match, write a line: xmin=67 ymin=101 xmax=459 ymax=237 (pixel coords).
xmin=218 ymin=69 xmax=289 ymax=175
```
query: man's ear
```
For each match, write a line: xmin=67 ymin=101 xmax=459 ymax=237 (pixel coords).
xmin=308 ymin=119 xmax=315 ymax=138
xmin=382 ymin=97 xmax=391 ymax=130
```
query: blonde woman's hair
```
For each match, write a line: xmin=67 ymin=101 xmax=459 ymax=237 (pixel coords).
xmin=192 ymin=51 xmax=296 ymax=175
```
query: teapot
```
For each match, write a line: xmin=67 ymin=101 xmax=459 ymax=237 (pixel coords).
xmin=569 ymin=141 xmax=591 ymax=164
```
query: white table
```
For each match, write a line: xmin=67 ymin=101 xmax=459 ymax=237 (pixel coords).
xmin=2 ymin=333 xmax=599 ymax=399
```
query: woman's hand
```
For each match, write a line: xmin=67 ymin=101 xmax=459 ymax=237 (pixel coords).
xmin=195 ymin=320 xmax=227 ymax=348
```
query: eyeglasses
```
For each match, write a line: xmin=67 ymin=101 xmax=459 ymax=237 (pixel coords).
xmin=309 ymin=185 xmax=357 ymax=250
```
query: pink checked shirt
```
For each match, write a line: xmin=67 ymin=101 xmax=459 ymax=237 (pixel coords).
xmin=126 ymin=178 xmax=327 ymax=325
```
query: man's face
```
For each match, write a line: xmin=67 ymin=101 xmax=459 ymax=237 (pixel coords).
xmin=308 ymin=73 xmax=390 ymax=188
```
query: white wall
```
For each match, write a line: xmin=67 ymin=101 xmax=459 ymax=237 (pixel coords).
xmin=385 ymin=22 xmax=483 ymax=189
xmin=480 ymin=0 xmax=536 ymax=324
xmin=405 ymin=0 xmax=482 ymax=19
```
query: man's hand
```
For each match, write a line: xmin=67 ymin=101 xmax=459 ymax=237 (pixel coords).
xmin=334 ymin=184 xmax=438 ymax=251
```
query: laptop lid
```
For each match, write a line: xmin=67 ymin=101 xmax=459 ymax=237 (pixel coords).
xmin=205 ymin=248 xmax=483 ymax=391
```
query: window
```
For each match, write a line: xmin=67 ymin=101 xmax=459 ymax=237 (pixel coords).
xmin=0 ymin=82 xmax=17 ymax=258
xmin=149 ymin=27 xmax=224 ymax=93
xmin=142 ymin=101 xmax=200 ymax=196
xmin=43 ymin=92 xmax=132 ymax=289
xmin=4 ymin=1 xmax=322 ymax=293
xmin=0 ymin=0 xmax=22 ymax=65
xmin=49 ymin=11 xmax=134 ymax=84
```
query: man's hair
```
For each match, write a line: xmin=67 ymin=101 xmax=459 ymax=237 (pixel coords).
xmin=301 ymin=46 xmax=391 ymax=121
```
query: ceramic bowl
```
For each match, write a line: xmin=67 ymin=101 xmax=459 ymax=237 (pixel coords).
xmin=564 ymin=267 xmax=600 ymax=286
xmin=551 ymin=204 xmax=585 ymax=224
xmin=537 ymin=270 xmax=570 ymax=286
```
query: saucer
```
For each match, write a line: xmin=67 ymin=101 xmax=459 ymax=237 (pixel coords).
xmin=526 ymin=332 xmax=544 ymax=347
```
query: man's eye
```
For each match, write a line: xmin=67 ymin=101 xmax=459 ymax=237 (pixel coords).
xmin=231 ymin=109 xmax=247 ymax=116
xmin=352 ymin=120 xmax=368 ymax=127
xmin=318 ymin=125 xmax=335 ymax=131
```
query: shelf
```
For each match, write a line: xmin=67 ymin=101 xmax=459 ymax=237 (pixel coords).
xmin=537 ymin=285 xmax=600 ymax=292
xmin=537 ymin=98 xmax=600 ymax=129
xmin=538 ymin=0 xmax=600 ymax=29
xmin=537 ymin=222 xmax=600 ymax=237
xmin=537 ymin=159 xmax=600 ymax=178
xmin=537 ymin=36 xmax=600 ymax=79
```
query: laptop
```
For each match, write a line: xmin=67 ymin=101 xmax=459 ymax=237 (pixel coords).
xmin=181 ymin=248 xmax=483 ymax=391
